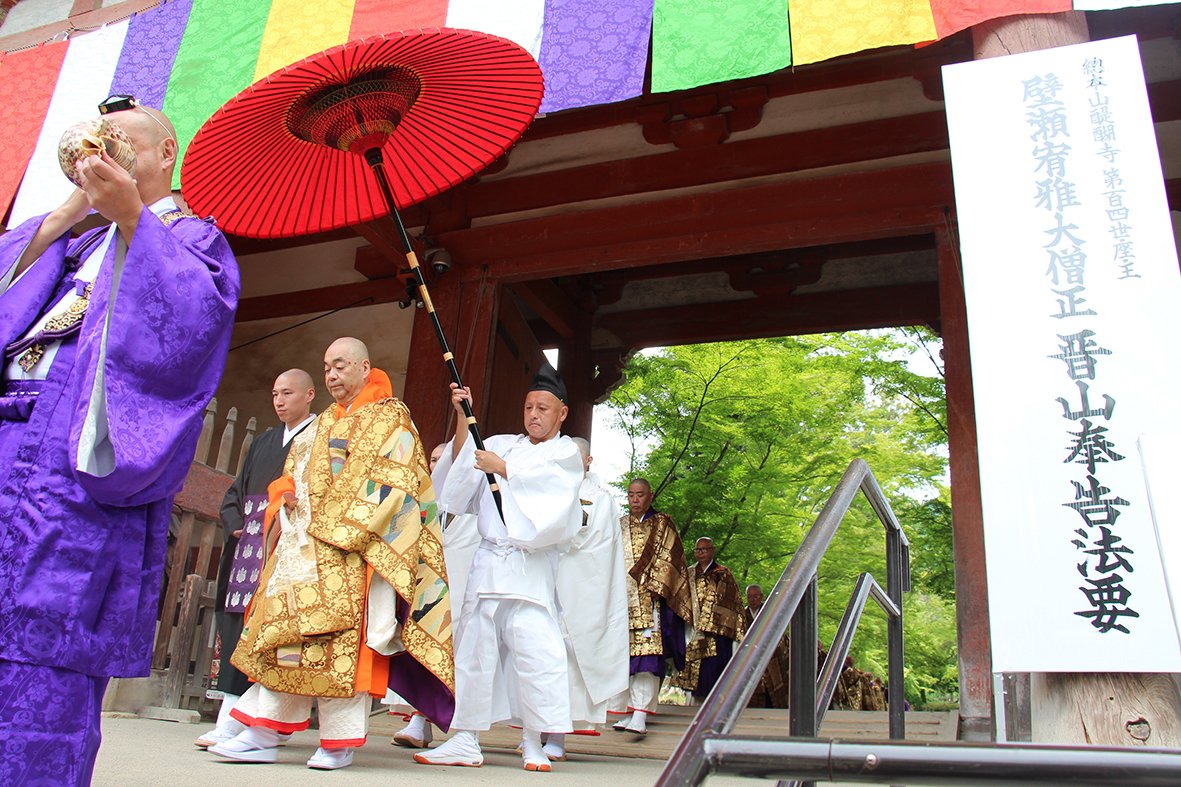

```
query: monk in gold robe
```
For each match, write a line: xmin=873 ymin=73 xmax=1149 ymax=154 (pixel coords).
xmin=210 ymin=337 xmax=453 ymax=770
xmin=675 ymin=537 xmax=745 ymax=701
xmin=611 ymin=478 xmax=692 ymax=735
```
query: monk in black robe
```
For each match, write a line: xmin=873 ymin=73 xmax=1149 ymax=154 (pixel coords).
xmin=194 ymin=369 xmax=315 ymax=749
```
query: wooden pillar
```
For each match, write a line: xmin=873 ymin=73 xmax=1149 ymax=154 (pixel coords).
xmin=402 ymin=272 xmax=499 ymax=448
xmin=1030 ymin=673 xmax=1181 ymax=747
xmin=936 ymin=225 xmax=993 ymax=741
xmin=966 ymin=11 xmax=1181 ymax=748
xmin=949 ymin=10 xmax=1094 ymax=742
xmin=558 ymin=305 xmax=594 ymax=440
xmin=971 ymin=11 xmax=1090 ymax=60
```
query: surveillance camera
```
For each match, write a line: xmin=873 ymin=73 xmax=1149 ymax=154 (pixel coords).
xmin=425 ymin=247 xmax=452 ymax=275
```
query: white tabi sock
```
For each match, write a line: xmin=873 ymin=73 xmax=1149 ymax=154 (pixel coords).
xmin=412 ymin=730 xmax=483 ymax=767
xmin=307 ymin=747 xmax=354 ymax=770
xmin=404 ymin=713 xmax=428 ymax=739
xmin=521 ymin=730 xmax=551 ymax=771
xmin=215 ymin=694 xmax=240 ymax=728
xmin=542 ymin=733 xmax=566 ymax=760
xmin=626 ymin=711 xmax=648 ymax=733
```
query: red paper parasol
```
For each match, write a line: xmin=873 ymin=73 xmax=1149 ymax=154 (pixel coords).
xmin=181 ymin=28 xmax=543 ymax=238
xmin=183 ymin=29 xmax=545 ymax=518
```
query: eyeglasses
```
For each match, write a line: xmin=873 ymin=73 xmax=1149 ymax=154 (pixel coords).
xmin=98 ymin=94 xmax=137 ymax=114
xmin=98 ymin=93 xmax=176 ymax=141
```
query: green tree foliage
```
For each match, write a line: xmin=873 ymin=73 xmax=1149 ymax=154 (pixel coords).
xmin=605 ymin=330 xmax=959 ymax=706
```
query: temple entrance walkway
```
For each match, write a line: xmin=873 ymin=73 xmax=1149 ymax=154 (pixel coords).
xmin=95 ymin=706 xmax=958 ymax=785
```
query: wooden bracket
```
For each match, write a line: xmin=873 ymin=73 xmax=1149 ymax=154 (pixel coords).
xmin=639 ymin=86 xmax=769 ymax=149
xmin=727 ymin=254 xmax=825 ymax=297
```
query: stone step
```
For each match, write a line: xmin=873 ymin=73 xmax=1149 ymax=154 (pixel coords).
xmin=371 ymin=706 xmax=960 ymax=762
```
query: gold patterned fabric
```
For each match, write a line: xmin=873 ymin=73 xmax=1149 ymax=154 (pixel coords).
xmin=233 ymin=390 xmax=453 ymax=700
xmin=674 ymin=562 xmax=745 ymax=691
xmin=621 ymin=510 xmax=692 ymax=657
xmin=744 ymin=605 xmax=789 ymax=708
xmin=15 ymin=282 xmax=93 ymax=372
xmin=688 ymin=562 xmax=745 ymax=641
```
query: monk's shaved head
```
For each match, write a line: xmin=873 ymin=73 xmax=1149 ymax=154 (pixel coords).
xmin=104 ymin=105 xmax=179 ymax=205
xmin=109 ymin=106 xmax=174 ymax=145
xmin=272 ymin=368 xmax=315 ymax=425
xmin=116 ymin=106 xmax=175 ymax=144
xmin=429 ymin=442 xmax=446 ymax=472
xmin=326 ymin=337 xmax=369 ymax=363
xmin=693 ymin=536 xmax=716 ymax=567
xmin=275 ymin=368 xmax=314 ymax=392
xmin=571 ymin=436 xmax=592 ymax=473
xmin=324 ymin=337 xmax=371 ymax=406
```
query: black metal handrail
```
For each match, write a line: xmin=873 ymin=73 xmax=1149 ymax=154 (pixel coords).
xmin=699 ymin=737 xmax=1181 ymax=785
xmin=816 ymin=572 xmax=899 ymax=722
xmin=656 ymin=458 xmax=911 ymax=787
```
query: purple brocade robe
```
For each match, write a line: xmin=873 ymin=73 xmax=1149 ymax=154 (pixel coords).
xmin=0 ymin=206 xmax=239 ymax=678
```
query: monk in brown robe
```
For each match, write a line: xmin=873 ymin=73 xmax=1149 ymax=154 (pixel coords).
xmin=675 ymin=537 xmax=745 ymax=701
xmin=743 ymin=584 xmax=789 ymax=708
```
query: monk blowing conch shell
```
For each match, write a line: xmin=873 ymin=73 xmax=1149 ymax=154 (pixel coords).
xmin=57 ymin=117 xmax=136 ymax=186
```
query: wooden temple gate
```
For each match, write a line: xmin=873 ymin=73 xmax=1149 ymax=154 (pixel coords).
xmin=81 ymin=6 xmax=1181 ymax=741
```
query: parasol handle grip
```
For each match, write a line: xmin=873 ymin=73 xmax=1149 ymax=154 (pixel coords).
xmin=444 ymin=348 xmax=500 ymax=497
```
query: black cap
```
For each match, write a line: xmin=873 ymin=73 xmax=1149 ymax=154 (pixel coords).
xmin=528 ymin=361 xmax=567 ymax=403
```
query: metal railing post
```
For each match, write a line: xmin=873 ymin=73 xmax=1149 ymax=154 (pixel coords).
xmin=886 ymin=525 xmax=906 ymax=741
xmin=789 ymin=575 xmax=819 ymax=739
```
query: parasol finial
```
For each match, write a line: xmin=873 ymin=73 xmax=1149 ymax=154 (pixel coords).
xmin=286 ymin=66 xmax=422 ymax=155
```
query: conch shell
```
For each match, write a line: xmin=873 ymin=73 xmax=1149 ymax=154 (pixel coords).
xmin=57 ymin=117 xmax=137 ymax=186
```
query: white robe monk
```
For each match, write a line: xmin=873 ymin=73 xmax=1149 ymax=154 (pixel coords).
xmin=541 ymin=440 xmax=629 ymax=761
xmin=416 ymin=364 xmax=582 ymax=772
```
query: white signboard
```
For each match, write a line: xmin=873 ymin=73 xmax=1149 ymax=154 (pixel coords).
xmin=1074 ymin=1 xmax=1177 ymax=9
xmin=944 ymin=36 xmax=1181 ymax=672
xmin=1136 ymin=433 xmax=1181 ymax=648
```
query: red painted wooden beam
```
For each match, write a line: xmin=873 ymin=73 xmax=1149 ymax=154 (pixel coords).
xmin=511 ymin=279 xmax=581 ymax=339
xmin=235 ymin=279 xmax=404 ymax=322
xmin=462 ymin=112 xmax=952 ymax=223
xmin=597 ymin=282 xmax=940 ymax=349
xmin=442 ymin=162 xmax=956 ymax=282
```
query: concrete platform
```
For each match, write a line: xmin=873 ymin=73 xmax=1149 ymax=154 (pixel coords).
xmin=418 ymin=705 xmax=959 ymax=762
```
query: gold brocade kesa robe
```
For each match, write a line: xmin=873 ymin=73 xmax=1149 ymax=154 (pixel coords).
xmin=675 ymin=562 xmax=746 ymax=691
xmin=622 ymin=511 xmax=693 ymax=657
xmin=744 ymin=605 xmax=790 ymax=708
xmin=232 ymin=398 xmax=453 ymax=699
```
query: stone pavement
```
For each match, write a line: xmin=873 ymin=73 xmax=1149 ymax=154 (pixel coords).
xmin=95 ymin=706 xmax=958 ymax=785
xmin=93 ymin=713 xmax=753 ymax=787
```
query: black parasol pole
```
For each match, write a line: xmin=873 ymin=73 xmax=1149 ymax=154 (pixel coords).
xmin=364 ymin=147 xmax=505 ymax=521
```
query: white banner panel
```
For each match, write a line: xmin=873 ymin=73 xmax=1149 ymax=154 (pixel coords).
xmin=8 ymin=19 xmax=129 ymax=228
xmin=944 ymin=35 xmax=1181 ymax=673
xmin=446 ymin=0 xmax=546 ymax=59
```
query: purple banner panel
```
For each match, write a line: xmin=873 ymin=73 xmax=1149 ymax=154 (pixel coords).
xmin=539 ymin=0 xmax=654 ymax=114
xmin=109 ymin=0 xmax=193 ymax=110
